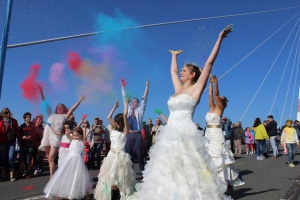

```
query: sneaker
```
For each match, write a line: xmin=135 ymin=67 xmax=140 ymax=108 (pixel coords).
xmin=289 ymin=163 xmax=295 ymax=167
xmin=10 ymin=177 xmax=16 ymax=182
xmin=246 ymin=152 xmax=249 ymax=155
xmin=250 ymin=152 xmax=253 ymax=155
xmin=35 ymin=169 xmax=42 ymax=176
xmin=260 ymin=155 xmax=265 ymax=159
xmin=257 ymin=157 xmax=264 ymax=160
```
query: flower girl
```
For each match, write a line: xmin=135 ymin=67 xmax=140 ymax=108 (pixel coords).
xmin=44 ymin=127 xmax=93 ymax=199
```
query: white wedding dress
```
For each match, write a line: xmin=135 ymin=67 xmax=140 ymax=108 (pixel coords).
xmin=129 ymin=93 xmax=228 ymax=200
xmin=205 ymin=112 xmax=245 ymax=187
xmin=94 ymin=130 xmax=136 ymax=200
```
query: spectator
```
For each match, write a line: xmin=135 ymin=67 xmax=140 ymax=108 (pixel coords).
xmin=33 ymin=114 xmax=44 ymax=176
xmin=222 ymin=117 xmax=232 ymax=150
xmin=90 ymin=117 xmax=105 ymax=169
xmin=265 ymin=115 xmax=278 ymax=158
xmin=233 ymin=121 xmax=243 ymax=155
xmin=19 ymin=112 xmax=36 ymax=179
xmin=152 ymin=118 xmax=162 ymax=145
xmin=143 ymin=118 xmax=154 ymax=158
xmin=281 ymin=119 xmax=300 ymax=167
xmin=253 ymin=118 xmax=269 ymax=161
xmin=0 ymin=108 xmax=19 ymax=181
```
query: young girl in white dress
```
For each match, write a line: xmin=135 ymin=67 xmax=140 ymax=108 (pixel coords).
xmin=44 ymin=127 xmax=93 ymax=199
xmin=94 ymin=97 xmax=136 ymax=200
xmin=58 ymin=115 xmax=86 ymax=166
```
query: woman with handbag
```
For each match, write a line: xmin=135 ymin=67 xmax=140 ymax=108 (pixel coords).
xmin=0 ymin=108 xmax=20 ymax=181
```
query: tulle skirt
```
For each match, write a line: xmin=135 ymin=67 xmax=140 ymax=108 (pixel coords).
xmin=44 ymin=152 xmax=93 ymax=199
xmin=128 ymin=125 xmax=228 ymax=200
xmin=94 ymin=150 xmax=136 ymax=200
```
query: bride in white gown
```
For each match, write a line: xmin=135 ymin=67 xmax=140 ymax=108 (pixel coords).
xmin=129 ymin=24 xmax=234 ymax=200
xmin=205 ymin=76 xmax=245 ymax=188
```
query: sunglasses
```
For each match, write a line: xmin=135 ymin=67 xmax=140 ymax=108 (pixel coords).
xmin=5 ymin=111 xmax=10 ymax=115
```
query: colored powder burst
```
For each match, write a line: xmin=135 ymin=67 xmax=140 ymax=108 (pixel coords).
xmin=66 ymin=52 xmax=114 ymax=95
xmin=67 ymin=52 xmax=81 ymax=74
xmin=21 ymin=185 xmax=34 ymax=191
xmin=94 ymin=8 xmax=141 ymax=48
xmin=49 ymin=63 xmax=68 ymax=90
xmin=20 ymin=64 xmax=42 ymax=103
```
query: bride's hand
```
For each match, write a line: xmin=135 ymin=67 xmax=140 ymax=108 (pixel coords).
xmin=169 ymin=50 xmax=183 ymax=55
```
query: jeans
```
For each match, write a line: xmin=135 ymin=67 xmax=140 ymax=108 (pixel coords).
xmin=90 ymin=143 xmax=103 ymax=169
xmin=264 ymin=139 xmax=270 ymax=154
xmin=286 ymin=143 xmax=296 ymax=163
xmin=255 ymin=140 xmax=265 ymax=157
xmin=0 ymin=142 xmax=15 ymax=170
xmin=125 ymin=132 xmax=144 ymax=172
xmin=270 ymin=136 xmax=278 ymax=157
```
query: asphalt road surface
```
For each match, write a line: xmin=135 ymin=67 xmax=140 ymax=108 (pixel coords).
xmin=1 ymin=147 xmax=300 ymax=200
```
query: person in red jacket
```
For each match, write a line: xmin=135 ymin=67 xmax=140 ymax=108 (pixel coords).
xmin=0 ymin=108 xmax=20 ymax=182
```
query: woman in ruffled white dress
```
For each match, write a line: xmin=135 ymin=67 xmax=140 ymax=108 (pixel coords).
xmin=94 ymin=98 xmax=136 ymax=200
xmin=129 ymin=24 xmax=234 ymax=200
xmin=38 ymin=86 xmax=85 ymax=178
xmin=205 ymin=76 xmax=245 ymax=187
xmin=44 ymin=127 xmax=93 ymax=199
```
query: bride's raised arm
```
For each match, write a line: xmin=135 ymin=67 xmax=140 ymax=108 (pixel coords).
xmin=169 ymin=50 xmax=183 ymax=93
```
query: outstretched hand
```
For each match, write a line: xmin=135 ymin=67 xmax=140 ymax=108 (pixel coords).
xmin=146 ymin=78 xmax=150 ymax=86
xmin=82 ymin=114 xmax=87 ymax=120
xmin=220 ymin=24 xmax=235 ymax=38
xmin=155 ymin=109 xmax=162 ymax=114
xmin=121 ymin=78 xmax=127 ymax=87
xmin=114 ymin=99 xmax=119 ymax=108
xmin=80 ymin=96 xmax=86 ymax=101
xmin=124 ymin=95 xmax=131 ymax=104
xmin=169 ymin=50 xmax=183 ymax=55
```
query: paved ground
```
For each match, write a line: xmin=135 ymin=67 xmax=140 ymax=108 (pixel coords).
xmin=1 ymin=147 xmax=300 ymax=200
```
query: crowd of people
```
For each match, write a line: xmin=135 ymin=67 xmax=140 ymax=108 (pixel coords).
xmin=0 ymin=24 xmax=299 ymax=200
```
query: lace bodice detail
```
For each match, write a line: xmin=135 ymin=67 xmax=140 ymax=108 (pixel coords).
xmin=110 ymin=130 xmax=126 ymax=152
xmin=69 ymin=140 xmax=84 ymax=155
xmin=167 ymin=93 xmax=199 ymax=133
xmin=206 ymin=112 xmax=221 ymax=125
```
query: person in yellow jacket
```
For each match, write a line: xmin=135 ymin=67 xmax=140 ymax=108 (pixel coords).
xmin=281 ymin=119 xmax=300 ymax=167
xmin=253 ymin=118 xmax=269 ymax=160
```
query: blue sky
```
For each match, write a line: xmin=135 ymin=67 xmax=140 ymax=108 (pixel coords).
xmin=1 ymin=0 xmax=300 ymax=128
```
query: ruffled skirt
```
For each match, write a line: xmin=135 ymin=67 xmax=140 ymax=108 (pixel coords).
xmin=128 ymin=125 xmax=228 ymax=200
xmin=94 ymin=150 xmax=136 ymax=200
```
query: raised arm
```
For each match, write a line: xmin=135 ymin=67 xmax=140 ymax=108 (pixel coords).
xmin=123 ymin=96 xmax=130 ymax=135
xmin=155 ymin=109 xmax=168 ymax=124
xmin=107 ymin=100 xmax=119 ymax=128
xmin=143 ymin=79 xmax=150 ymax=98
xmin=45 ymin=122 xmax=62 ymax=136
xmin=39 ymin=85 xmax=52 ymax=116
xmin=65 ymin=96 xmax=85 ymax=120
xmin=213 ymin=77 xmax=224 ymax=113
xmin=195 ymin=24 xmax=234 ymax=96
xmin=121 ymin=78 xmax=127 ymax=108
xmin=76 ymin=114 xmax=87 ymax=129
xmin=208 ymin=81 xmax=215 ymax=110
xmin=169 ymin=50 xmax=183 ymax=93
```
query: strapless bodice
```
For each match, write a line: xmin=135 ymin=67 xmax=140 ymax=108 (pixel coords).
xmin=205 ymin=112 xmax=221 ymax=125
xmin=167 ymin=93 xmax=198 ymax=133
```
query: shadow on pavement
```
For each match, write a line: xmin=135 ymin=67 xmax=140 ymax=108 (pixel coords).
xmin=226 ymin=187 xmax=280 ymax=199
